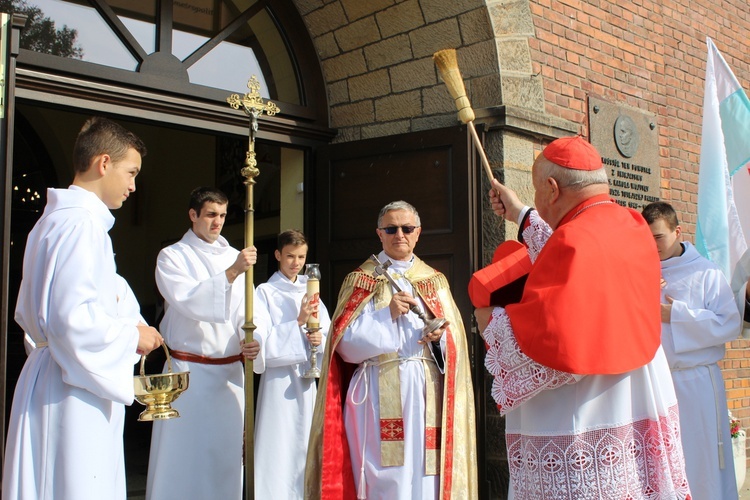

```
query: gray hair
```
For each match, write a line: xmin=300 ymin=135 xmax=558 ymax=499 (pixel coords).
xmin=377 ymin=200 xmax=421 ymax=227
xmin=538 ymin=158 xmax=609 ymax=190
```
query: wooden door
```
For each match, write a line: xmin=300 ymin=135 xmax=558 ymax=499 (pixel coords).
xmin=311 ymin=125 xmax=491 ymax=497
xmin=312 ymin=126 xmax=479 ymax=326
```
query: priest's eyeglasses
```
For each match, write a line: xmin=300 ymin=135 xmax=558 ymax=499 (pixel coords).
xmin=379 ymin=225 xmax=418 ymax=235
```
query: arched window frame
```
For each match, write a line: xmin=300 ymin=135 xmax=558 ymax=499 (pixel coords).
xmin=12 ymin=0 xmax=331 ymax=141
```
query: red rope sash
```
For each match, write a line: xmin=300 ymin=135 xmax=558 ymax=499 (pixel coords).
xmin=169 ymin=349 xmax=243 ymax=365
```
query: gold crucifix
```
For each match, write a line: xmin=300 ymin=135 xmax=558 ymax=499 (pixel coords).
xmin=226 ymin=75 xmax=279 ymax=500
xmin=227 ymin=75 xmax=280 ymax=175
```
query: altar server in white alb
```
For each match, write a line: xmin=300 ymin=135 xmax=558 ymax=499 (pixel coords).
xmin=146 ymin=186 xmax=263 ymax=500
xmin=254 ymin=229 xmax=331 ymax=499
xmin=643 ymin=201 xmax=741 ymax=499
xmin=2 ymin=117 xmax=164 ymax=500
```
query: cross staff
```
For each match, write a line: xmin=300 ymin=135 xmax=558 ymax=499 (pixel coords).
xmin=226 ymin=76 xmax=279 ymax=500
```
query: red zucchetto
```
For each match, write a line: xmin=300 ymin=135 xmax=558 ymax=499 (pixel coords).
xmin=542 ymin=136 xmax=603 ymax=171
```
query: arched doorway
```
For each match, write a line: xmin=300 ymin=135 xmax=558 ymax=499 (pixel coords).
xmin=0 ymin=1 xmax=333 ymax=496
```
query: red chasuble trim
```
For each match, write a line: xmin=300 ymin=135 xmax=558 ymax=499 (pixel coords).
xmin=505 ymin=195 xmax=661 ymax=375
xmin=320 ymin=353 xmax=355 ymax=498
xmin=380 ymin=419 xmax=406 ymax=441
xmin=320 ymin=279 xmax=372 ymax=499
xmin=416 ymin=282 xmax=455 ymax=499
xmin=425 ymin=426 xmax=441 ymax=449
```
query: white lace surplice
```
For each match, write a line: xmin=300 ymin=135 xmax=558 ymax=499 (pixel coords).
xmin=482 ymin=210 xmax=690 ymax=499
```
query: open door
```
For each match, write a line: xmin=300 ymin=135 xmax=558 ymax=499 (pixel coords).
xmin=313 ymin=125 xmax=490 ymax=497
xmin=0 ymin=12 xmax=24 ymax=467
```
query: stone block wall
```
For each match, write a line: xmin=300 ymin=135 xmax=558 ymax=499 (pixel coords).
xmin=292 ymin=0 xmax=506 ymax=142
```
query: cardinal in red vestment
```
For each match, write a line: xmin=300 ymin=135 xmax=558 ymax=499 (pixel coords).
xmin=474 ymin=136 xmax=692 ymax=499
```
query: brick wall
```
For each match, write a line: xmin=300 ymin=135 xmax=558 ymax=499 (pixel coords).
xmin=528 ymin=0 xmax=749 ymax=229
xmin=527 ymin=0 xmax=750 ymax=466
xmin=725 ymin=336 xmax=750 ymax=466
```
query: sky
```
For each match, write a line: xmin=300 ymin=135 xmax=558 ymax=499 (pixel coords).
xmin=30 ymin=0 xmax=268 ymax=95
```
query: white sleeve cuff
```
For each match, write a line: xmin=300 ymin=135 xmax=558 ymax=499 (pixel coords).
xmin=517 ymin=206 xmax=531 ymax=226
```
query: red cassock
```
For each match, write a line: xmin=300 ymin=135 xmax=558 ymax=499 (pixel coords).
xmin=472 ymin=194 xmax=662 ymax=375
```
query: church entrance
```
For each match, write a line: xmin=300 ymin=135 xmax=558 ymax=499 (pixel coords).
xmin=0 ymin=2 xmax=330 ymax=495
xmin=7 ymin=101 xmax=293 ymax=497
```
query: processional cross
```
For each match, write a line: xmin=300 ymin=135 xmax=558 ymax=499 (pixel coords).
xmin=226 ymin=75 xmax=279 ymax=500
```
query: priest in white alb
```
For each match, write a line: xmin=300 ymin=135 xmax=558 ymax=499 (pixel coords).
xmin=305 ymin=200 xmax=478 ymax=500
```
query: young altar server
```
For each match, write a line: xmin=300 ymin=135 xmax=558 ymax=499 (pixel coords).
xmin=254 ymin=229 xmax=331 ymax=499
xmin=146 ymin=186 xmax=263 ymax=500
xmin=2 ymin=117 xmax=164 ymax=500
xmin=643 ymin=201 xmax=741 ymax=499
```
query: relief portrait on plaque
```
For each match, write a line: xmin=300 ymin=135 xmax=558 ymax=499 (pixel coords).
xmin=614 ymin=115 xmax=639 ymax=158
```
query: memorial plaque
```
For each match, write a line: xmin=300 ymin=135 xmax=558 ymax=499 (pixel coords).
xmin=588 ymin=96 xmax=661 ymax=210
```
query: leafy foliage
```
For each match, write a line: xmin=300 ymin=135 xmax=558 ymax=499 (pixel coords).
xmin=0 ymin=0 xmax=83 ymax=58
xmin=730 ymin=411 xmax=743 ymax=439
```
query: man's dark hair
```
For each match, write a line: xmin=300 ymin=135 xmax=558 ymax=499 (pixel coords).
xmin=277 ymin=229 xmax=308 ymax=252
xmin=72 ymin=117 xmax=147 ymax=173
xmin=188 ymin=187 xmax=229 ymax=214
xmin=641 ymin=201 xmax=679 ymax=230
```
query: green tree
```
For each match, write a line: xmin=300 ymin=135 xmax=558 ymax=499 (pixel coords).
xmin=0 ymin=0 xmax=83 ymax=58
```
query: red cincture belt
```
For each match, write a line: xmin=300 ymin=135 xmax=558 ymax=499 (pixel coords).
xmin=169 ymin=349 xmax=243 ymax=365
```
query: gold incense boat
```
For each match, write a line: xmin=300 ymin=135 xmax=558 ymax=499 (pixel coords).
xmin=133 ymin=344 xmax=189 ymax=421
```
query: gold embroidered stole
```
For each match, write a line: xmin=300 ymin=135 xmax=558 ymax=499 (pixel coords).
xmin=308 ymin=256 xmax=478 ymax=499
xmin=345 ymin=259 xmax=446 ymax=474
xmin=412 ymin=271 xmax=450 ymax=476
xmin=377 ymin=348 xmax=442 ymax=475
